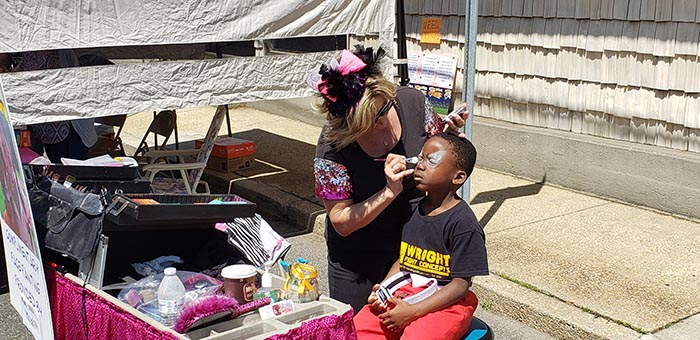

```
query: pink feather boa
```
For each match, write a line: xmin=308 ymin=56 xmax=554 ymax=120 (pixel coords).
xmin=173 ymin=295 xmax=271 ymax=333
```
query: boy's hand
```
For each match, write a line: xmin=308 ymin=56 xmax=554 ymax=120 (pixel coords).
xmin=378 ymin=297 xmax=419 ymax=332
xmin=368 ymin=284 xmax=387 ymax=313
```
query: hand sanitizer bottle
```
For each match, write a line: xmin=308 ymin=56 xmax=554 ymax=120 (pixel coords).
xmin=253 ymin=261 xmax=279 ymax=302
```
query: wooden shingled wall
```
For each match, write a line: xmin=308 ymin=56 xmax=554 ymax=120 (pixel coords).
xmin=474 ymin=0 xmax=700 ymax=152
xmin=395 ymin=1 xmax=700 ymax=153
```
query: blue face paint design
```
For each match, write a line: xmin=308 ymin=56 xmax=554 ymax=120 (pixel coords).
xmin=417 ymin=150 xmax=447 ymax=169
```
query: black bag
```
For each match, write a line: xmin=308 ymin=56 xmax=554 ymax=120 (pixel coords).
xmin=29 ymin=177 xmax=104 ymax=262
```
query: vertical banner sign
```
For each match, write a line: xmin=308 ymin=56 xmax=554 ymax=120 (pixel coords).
xmin=420 ymin=17 xmax=442 ymax=44
xmin=408 ymin=52 xmax=458 ymax=115
xmin=0 ymin=80 xmax=54 ymax=340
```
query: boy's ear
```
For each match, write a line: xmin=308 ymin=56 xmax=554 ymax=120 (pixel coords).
xmin=452 ymin=169 xmax=467 ymax=186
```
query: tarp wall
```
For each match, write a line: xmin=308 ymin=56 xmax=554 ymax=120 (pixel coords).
xmin=0 ymin=0 xmax=395 ymax=125
xmin=0 ymin=0 xmax=391 ymax=52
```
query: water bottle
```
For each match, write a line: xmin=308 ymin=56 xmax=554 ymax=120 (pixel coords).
xmin=157 ymin=267 xmax=186 ymax=327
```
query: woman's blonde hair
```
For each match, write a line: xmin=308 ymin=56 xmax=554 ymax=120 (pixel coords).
xmin=315 ymin=76 xmax=396 ymax=149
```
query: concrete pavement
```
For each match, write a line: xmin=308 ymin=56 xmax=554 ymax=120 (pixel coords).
xmin=117 ymin=100 xmax=700 ymax=339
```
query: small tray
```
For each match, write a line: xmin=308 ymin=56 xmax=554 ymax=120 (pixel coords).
xmin=106 ymin=194 xmax=256 ymax=228
xmin=74 ymin=179 xmax=152 ymax=194
xmin=27 ymin=164 xmax=140 ymax=180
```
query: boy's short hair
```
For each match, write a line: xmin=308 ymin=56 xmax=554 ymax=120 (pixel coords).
xmin=434 ymin=132 xmax=477 ymax=178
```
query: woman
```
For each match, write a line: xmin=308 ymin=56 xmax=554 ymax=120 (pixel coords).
xmin=311 ymin=45 xmax=467 ymax=312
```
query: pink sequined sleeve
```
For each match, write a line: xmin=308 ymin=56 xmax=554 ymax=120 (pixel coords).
xmin=314 ymin=158 xmax=353 ymax=200
xmin=424 ymin=98 xmax=446 ymax=136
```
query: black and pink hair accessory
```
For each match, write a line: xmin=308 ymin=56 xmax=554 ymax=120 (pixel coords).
xmin=308 ymin=45 xmax=386 ymax=118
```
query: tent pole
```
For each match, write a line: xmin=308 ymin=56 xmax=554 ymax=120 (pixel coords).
xmin=215 ymin=43 xmax=223 ymax=58
xmin=225 ymin=105 xmax=232 ymax=137
xmin=460 ymin=0 xmax=478 ymax=202
xmin=395 ymin=0 xmax=409 ymax=86
xmin=214 ymin=42 xmax=233 ymax=136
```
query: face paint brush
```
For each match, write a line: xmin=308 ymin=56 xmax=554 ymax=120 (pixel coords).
xmin=373 ymin=156 xmax=419 ymax=164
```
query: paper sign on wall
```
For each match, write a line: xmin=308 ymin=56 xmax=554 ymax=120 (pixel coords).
xmin=408 ymin=52 xmax=458 ymax=115
xmin=420 ymin=17 xmax=442 ymax=44
xmin=0 ymin=80 xmax=54 ymax=340
xmin=408 ymin=53 xmax=457 ymax=89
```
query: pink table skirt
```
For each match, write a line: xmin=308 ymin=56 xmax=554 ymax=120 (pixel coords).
xmin=264 ymin=309 xmax=356 ymax=340
xmin=46 ymin=269 xmax=178 ymax=340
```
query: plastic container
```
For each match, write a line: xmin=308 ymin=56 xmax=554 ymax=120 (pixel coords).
xmin=157 ymin=267 xmax=186 ymax=327
xmin=287 ymin=263 xmax=319 ymax=303
xmin=118 ymin=270 xmax=222 ymax=324
xmin=221 ymin=264 xmax=257 ymax=303
xmin=66 ymin=272 xmax=353 ymax=340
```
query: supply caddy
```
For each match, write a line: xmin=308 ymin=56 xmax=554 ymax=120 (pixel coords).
xmin=105 ymin=194 xmax=256 ymax=230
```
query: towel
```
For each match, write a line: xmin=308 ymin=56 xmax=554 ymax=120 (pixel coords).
xmin=218 ymin=214 xmax=291 ymax=267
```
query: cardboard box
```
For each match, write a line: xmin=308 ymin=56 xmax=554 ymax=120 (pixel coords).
xmin=14 ymin=129 xmax=31 ymax=148
xmin=206 ymin=155 xmax=256 ymax=172
xmin=196 ymin=137 xmax=256 ymax=159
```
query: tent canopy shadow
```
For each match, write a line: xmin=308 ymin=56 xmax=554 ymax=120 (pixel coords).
xmin=470 ymin=177 xmax=546 ymax=227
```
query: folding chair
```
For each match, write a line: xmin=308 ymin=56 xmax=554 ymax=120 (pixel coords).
xmin=94 ymin=114 xmax=127 ymax=157
xmin=133 ymin=110 xmax=177 ymax=158
xmin=141 ymin=105 xmax=227 ymax=194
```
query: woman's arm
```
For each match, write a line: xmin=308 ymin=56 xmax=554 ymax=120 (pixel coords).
xmin=323 ymin=154 xmax=413 ymax=237
xmin=424 ymin=99 xmax=468 ymax=137
xmin=442 ymin=103 xmax=468 ymax=134
xmin=323 ymin=186 xmax=396 ymax=237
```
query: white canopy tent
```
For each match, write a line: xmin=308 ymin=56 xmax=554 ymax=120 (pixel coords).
xmin=0 ymin=0 xmax=395 ymax=125
xmin=0 ymin=2 xmax=395 ymax=340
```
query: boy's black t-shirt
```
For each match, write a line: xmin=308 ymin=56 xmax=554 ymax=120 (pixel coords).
xmin=399 ymin=200 xmax=489 ymax=285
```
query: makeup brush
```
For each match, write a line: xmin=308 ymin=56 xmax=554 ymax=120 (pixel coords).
xmin=373 ymin=156 xmax=419 ymax=164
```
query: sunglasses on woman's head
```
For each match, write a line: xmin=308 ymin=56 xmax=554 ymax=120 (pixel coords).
xmin=375 ymin=99 xmax=396 ymax=122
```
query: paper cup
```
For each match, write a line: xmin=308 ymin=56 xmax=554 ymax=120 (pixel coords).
xmin=221 ymin=264 xmax=257 ymax=303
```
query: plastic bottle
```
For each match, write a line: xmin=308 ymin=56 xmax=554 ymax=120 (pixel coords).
xmin=157 ymin=267 xmax=186 ymax=327
xmin=253 ymin=261 xmax=280 ymax=302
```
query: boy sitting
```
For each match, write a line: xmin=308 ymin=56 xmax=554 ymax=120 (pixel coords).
xmin=353 ymin=132 xmax=488 ymax=340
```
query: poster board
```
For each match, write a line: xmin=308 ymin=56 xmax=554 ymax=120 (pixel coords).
xmin=0 ymin=80 xmax=54 ymax=340
xmin=408 ymin=52 xmax=458 ymax=115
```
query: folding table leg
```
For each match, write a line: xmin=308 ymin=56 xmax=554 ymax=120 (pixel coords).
xmin=78 ymin=234 xmax=109 ymax=289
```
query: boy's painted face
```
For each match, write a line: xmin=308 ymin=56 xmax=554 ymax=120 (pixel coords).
xmin=413 ymin=137 xmax=458 ymax=192
xmin=416 ymin=150 xmax=447 ymax=169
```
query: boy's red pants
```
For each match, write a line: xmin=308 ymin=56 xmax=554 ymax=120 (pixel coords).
xmin=353 ymin=285 xmax=478 ymax=340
